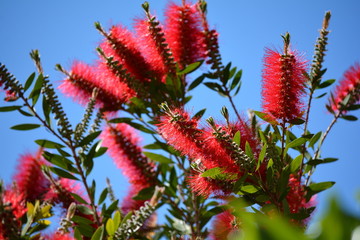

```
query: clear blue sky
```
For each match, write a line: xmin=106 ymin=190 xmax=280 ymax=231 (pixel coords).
xmin=0 ymin=0 xmax=359 ymax=229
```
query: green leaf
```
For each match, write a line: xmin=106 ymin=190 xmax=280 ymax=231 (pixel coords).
xmin=290 ymin=155 xmax=303 ymax=172
xmin=35 ymin=139 xmax=65 ymax=149
xmin=24 ymin=72 xmax=36 ymax=92
xmin=188 ymin=75 xmax=205 ymax=91
xmin=233 ymin=131 xmax=241 ymax=146
xmin=29 ymin=74 xmax=44 ymax=106
xmin=341 ymin=115 xmax=358 ymax=121
xmin=127 ymin=121 xmax=156 ymax=134
xmin=0 ymin=105 xmax=22 ymax=112
xmin=143 ymin=152 xmax=172 ymax=164
xmin=132 ymin=186 xmax=155 ymax=200
xmin=239 ymin=185 xmax=259 ymax=194
xmin=107 ymin=117 xmax=133 ymax=124
xmin=253 ymin=111 xmax=278 ymax=125
xmin=245 ymin=141 xmax=253 ymax=159
xmin=78 ymin=131 xmax=101 ymax=147
xmin=201 ymin=167 xmax=222 ymax=178
xmin=308 ymin=181 xmax=335 ymax=194
xmin=49 ymin=167 xmax=79 ymax=180
xmin=177 ymin=61 xmax=203 ymax=75
xmin=193 ymin=108 xmax=206 ymax=120
xmin=11 ymin=123 xmax=41 ymax=131
xmin=307 ymin=158 xmax=338 ymax=166
xmin=72 ymin=215 xmax=94 ymax=225
xmin=98 ymin=188 xmax=108 ymax=205
xmin=203 ymin=82 xmax=225 ymax=95
xmin=91 ymin=226 xmax=104 ymax=240
xmin=42 ymin=95 xmax=51 ymax=125
xmin=256 ymin=143 xmax=267 ymax=171
xmin=308 ymin=131 xmax=322 ymax=149
xmin=74 ymin=228 xmax=82 ymax=240
xmin=106 ymin=219 xmax=115 ymax=236
xmin=317 ymin=79 xmax=336 ymax=89
xmin=70 ymin=193 xmax=88 ymax=205
xmin=77 ymin=205 xmax=94 ymax=216
xmin=286 ymin=137 xmax=307 ymax=149
xmin=113 ymin=211 xmax=121 ymax=229
xmin=288 ymin=118 xmax=305 ymax=125
xmin=230 ymin=69 xmax=242 ymax=90
xmin=18 ymin=108 xmax=34 ymax=117
xmin=315 ymin=92 xmax=327 ymax=99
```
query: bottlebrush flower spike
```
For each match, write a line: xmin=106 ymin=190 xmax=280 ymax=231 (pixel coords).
xmin=2 ymin=187 xmax=27 ymax=219
xmin=101 ymin=123 xmax=156 ymax=187
xmin=329 ymin=63 xmax=360 ymax=113
xmin=135 ymin=6 xmax=176 ymax=82
xmin=211 ymin=211 xmax=239 ymax=240
xmin=158 ymin=106 xmax=204 ymax=161
xmin=13 ymin=149 xmax=50 ymax=202
xmin=43 ymin=233 xmax=75 ymax=240
xmin=59 ymin=61 xmax=130 ymax=111
xmin=99 ymin=24 xmax=161 ymax=83
xmin=164 ymin=1 xmax=206 ymax=68
xmin=261 ymin=34 xmax=307 ymax=123
xmin=188 ymin=171 xmax=232 ymax=198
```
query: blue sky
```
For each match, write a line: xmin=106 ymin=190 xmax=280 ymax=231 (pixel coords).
xmin=0 ymin=0 xmax=359 ymax=230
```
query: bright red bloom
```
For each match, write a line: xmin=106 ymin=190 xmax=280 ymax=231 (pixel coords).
xmin=329 ymin=63 xmax=360 ymax=113
xmin=2 ymin=187 xmax=27 ymax=219
xmin=286 ymin=175 xmax=316 ymax=224
xmin=164 ymin=1 xmax=205 ymax=68
xmin=44 ymin=178 xmax=86 ymax=210
xmin=188 ymin=172 xmax=232 ymax=198
xmin=59 ymin=61 xmax=130 ymax=111
xmin=261 ymin=48 xmax=307 ymax=122
xmin=13 ymin=149 xmax=50 ymax=202
xmin=211 ymin=211 xmax=238 ymax=240
xmin=100 ymin=25 xmax=160 ymax=83
xmin=43 ymin=233 xmax=75 ymax=240
xmin=101 ymin=123 xmax=156 ymax=187
xmin=158 ymin=108 xmax=204 ymax=161
xmin=135 ymin=17 xmax=176 ymax=82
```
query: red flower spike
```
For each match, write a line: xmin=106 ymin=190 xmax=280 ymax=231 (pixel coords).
xmin=135 ymin=16 xmax=176 ymax=82
xmin=158 ymin=108 xmax=204 ymax=161
xmin=261 ymin=48 xmax=307 ymax=123
xmin=43 ymin=233 xmax=75 ymax=240
xmin=59 ymin=61 xmax=129 ymax=111
xmin=2 ymin=187 xmax=27 ymax=219
xmin=211 ymin=211 xmax=238 ymax=240
xmin=44 ymin=178 xmax=86 ymax=210
xmin=164 ymin=1 xmax=206 ymax=68
xmin=13 ymin=149 xmax=50 ymax=202
xmin=188 ymin=172 xmax=230 ymax=198
xmin=329 ymin=63 xmax=360 ymax=113
xmin=101 ymin=123 xmax=156 ymax=187
xmin=101 ymin=25 xmax=160 ymax=83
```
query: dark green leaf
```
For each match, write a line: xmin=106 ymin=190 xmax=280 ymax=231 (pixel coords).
xmin=42 ymin=95 xmax=51 ymax=125
xmin=42 ymin=151 xmax=78 ymax=173
xmin=49 ymin=167 xmax=79 ymax=180
xmin=29 ymin=74 xmax=44 ymax=106
xmin=78 ymin=131 xmax=101 ymax=147
xmin=107 ymin=117 xmax=133 ymax=124
xmin=24 ymin=72 xmax=36 ymax=92
xmin=11 ymin=123 xmax=41 ymax=131
xmin=315 ymin=92 xmax=327 ymax=99
xmin=286 ymin=137 xmax=307 ymax=149
xmin=18 ymin=108 xmax=34 ymax=117
xmin=76 ymin=223 xmax=94 ymax=238
xmin=317 ymin=79 xmax=336 ymax=89
xmin=230 ymin=69 xmax=242 ymax=90
xmin=72 ymin=215 xmax=94 ymax=225
xmin=288 ymin=118 xmax=305 ymax=125
xmin=98 ymin=188 xmax=108 ymax=205
xmin=203 ymin=82 xmax=224 ymax=94
xmin=132 ymin=186 xmax=155 ymax=200
xmin=94 ymin=147 xmax=107 ymax=158
xmin=193 ymin=108 xmax=206 ymax=120
xmin=177 ymin=61 xmax=203 ymax=75
xmin=341 ymin=115 xmax=358 ymax=121
xmin=308 ymin=131 xmax=322 ymax=149
xmin=35 ymin=139 xmax=65 ymax=149
xmin=245 ymin=141 xmax=253 ymax=159
xmin=70 ymin=193 xmax=88 ymax=205
xmin=346 ymin=104 xmax=360 ymax=111
xmin=77 ymin=205 xmax=94 ymax=216
xmin=0 ymin=105 xmax=22 ymax=112
xmin=143 ymin=152 xmax=172 ymax=164
xmin=307 ymin=158 xmax=338 ymax=166
xmin=127 ymin=121 xmax=156 ymax=134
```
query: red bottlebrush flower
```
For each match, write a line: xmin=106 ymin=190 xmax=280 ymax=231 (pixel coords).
xmin=261 ymin=48 xmax=307 ymax=123
xmin=59 ymin=61 xmax=130 ymax=111
xmin=2 ymin=187 xmax=27 ymax=219
xmin=101 ymin=123 xmax=156 ymax=187
xmin=158 ymin=108 xmax=204 ymax=161
xmin=164 ymin=1 xmax=206 ymax=68
xmin=13 ymin=149 xmax=50 ymax=202
xmin=43 ymin=233 xmax=75 ymax=240
xmin=286 ymin=175 xmax=316 ymax=224
xmin=44 ymin=178 xmax=86 ymax=210
xmin=188 ymin=172 xmax=232 ymax=198
xmin=329 ymin=63 xmax=360 ymax=113
xmin=135 ymin=16 xmax=176 ymax=82
xmin=100 ymin=25 xmax=160 ymax=83
xmin=211 ymin=211 xmax=238 ymax=240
